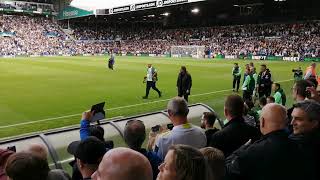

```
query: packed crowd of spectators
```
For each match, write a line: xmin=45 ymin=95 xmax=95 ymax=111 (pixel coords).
xmin=1 ymin=14 xmax=319 ymax=57
xmin=1 ymin=69 xmax=319 ymax=180
xmin=70 ymin=21 xmax=320 ymax=57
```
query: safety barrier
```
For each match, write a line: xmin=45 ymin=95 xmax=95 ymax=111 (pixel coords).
xmin=0 ymin=103 xmax=222 ymax=171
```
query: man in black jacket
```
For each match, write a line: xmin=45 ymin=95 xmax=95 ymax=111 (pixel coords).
xmin=177 ymin=66 xmax=192 ymax=102
xmin=123 ymin=120 xmax=162 ymax=180
xmin=257 ymin=64 xmax=272 ymax=98
xmin=201 ymin=112 xmax=220 ymax=146
xmin=226 ymin=103 xmax=314 ymax=180
xmin=290 ymin=100 xmax=320 ymax=179
xmin=208 ymin=95 xmax=260 ymax=157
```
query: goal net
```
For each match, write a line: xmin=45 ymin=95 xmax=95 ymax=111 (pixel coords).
xmin=171 ymin=45 xmax=205 ymax=59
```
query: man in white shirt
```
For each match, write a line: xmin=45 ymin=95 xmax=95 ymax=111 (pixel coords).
xmin=154 ymin=97 xmax=206 ymax=160
xmin=143 ymin=64 xmax=162 ymax=99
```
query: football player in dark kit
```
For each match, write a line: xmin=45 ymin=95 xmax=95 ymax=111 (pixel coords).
xmin=257 ymin=64 xmax=273 ymax=98
xmin=177 ymin=66 xmax=192 ymax=102
xmin=232 ymin=63 xmax=242 ymax=92
xmin=108 ymin=53 xmax=115 ymax=70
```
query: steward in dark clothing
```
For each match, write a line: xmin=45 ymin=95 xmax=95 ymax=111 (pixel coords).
xmin=209 ymin=117 xmax=260 ymax=157
xmin=177 ymin=66 xmax=192 ymax=102
xmin=257 ymin=66 xmax=272 ymax=98
xmin=205 ymin=128 xmax=219 ymax=147
xmin=226 ymin=130 xmax=314 ymax=180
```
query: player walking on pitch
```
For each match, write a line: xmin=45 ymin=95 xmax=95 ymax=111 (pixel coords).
xmin=143 ymin=64 xmax=162 ymax=99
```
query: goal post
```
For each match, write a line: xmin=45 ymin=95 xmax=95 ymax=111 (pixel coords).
xmin=171 ymin=45 xmax=205 ymax=59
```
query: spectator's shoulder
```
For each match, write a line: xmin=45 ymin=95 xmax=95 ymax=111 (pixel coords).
xmin=157 ymin=131 xmax=172 ymax=140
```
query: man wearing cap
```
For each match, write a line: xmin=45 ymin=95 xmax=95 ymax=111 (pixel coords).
xmin=143 ymin=64 xmax=162 ymax=99
xmin=68 ymin=136 xmax=108 ymax=180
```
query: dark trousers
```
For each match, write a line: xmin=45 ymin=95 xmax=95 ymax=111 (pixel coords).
xmin=146 ymin=81 xmax=161 ymax=97
xmin=178 ymin=92 xmax=189 ymax=102
xmin=243 ymin=90 xmax=253 ymax=101
xmin=233 ymin=76 xmax=241 ymax=91
xmin=259 ymin=88 xmax=271 ymax=98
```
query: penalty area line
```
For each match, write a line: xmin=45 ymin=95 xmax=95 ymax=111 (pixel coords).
xmin=0 ymin=79 xmax=293 ymax=129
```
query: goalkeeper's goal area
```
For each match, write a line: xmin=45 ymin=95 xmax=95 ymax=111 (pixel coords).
xmin=171 ymin=45 xmax=205 ymax=59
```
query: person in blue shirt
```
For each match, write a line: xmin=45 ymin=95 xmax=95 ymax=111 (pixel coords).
xmin=124 ymin=120 xmax=162 ymax=180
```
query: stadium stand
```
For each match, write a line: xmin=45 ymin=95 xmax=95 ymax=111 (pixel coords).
xmin=1 ymin=14 xmax=320 ymax=57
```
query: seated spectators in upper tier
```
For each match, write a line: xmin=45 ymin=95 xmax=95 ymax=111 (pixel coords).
xmin=1 ymin=15 xmax=320 ymax=57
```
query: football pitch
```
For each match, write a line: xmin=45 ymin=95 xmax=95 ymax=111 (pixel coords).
xmin=0 ymin=56 xmax=309 ymax=139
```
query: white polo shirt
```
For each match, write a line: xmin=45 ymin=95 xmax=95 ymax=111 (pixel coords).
xmin=155 ymin=123 xmax=207 ymax=160
xmin=146 ymin=67 xmax=156 ymax=82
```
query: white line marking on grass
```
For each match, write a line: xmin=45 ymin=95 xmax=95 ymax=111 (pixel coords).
xmin=0 ymin=79 xmax=293 ymax=129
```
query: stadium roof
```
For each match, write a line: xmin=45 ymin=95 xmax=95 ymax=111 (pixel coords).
xmin=70 ymin=0 xmax=151 ymax=11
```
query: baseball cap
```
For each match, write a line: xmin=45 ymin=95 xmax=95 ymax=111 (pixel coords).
xmin=67 ymin=136 xmax=107 ymax=164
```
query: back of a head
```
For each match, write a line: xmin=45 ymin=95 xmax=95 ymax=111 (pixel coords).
xmin=294 ymin=80 xmax=313 ymax=98
xmin=96 ymin=147 xmax=152 ymax=180
xmin=203 ymin=112 xmax=217 ymax=127
xmin=169 ymin=145 xmax=207 ymax=180
xmin=200 ymin=147 xmax=225 ymax=180
xmin=167 ymin=97 xmax=189 ymax=117
xmin=225 ymin=95 xmax=244 ymax=118
xmin=124 ymin=120 xmax=146 ymax=150
xmin=259 ymin=97 xmax=267 ymax=106
xmin=88 ymin=125 xmax=105 ymax=142
xmin=26 ymin=143 xmax=48 ymax=160
xmin=307 ymin=78 xmax=318 ymax=88
xmin=5 ymin=152 xmax=49 ymax=180
xmin=267 ymin=96 xmax=275 ymax=104
xmin=181 ymin=66 xmax=187 ymax=73
xmin=260 ymin=103 xmax=287 ymax=135
xmin=244 ymin=100 xmax=254 ymax=110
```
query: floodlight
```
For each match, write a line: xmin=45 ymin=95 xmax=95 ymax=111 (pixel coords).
xmin=191 ymin=8 xmax=199 ymax=14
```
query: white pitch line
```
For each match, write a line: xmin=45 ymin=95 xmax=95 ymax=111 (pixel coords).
xmin=0 ymin=79 xmax=293 ymax=129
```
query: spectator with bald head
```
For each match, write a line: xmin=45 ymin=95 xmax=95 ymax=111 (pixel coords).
xmin=124 ymin=120 xmax=161 ymax=180
xmin=91 ymin=147 xmax=152 ymax=180
xmin=226 ymin=103 xmax=310 ymax=180
xmin=209 ymin=95 xmax=260 ymax=157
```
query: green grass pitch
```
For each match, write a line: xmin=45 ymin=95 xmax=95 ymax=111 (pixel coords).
xmin=0 ymin=56 xmax=309 ymax=139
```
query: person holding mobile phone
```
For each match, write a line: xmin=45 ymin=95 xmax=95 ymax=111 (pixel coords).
xmin=153 ymin=97 xmax=206 ymax=160
xmin=124 ymin=120 xmax=161 ymax=180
